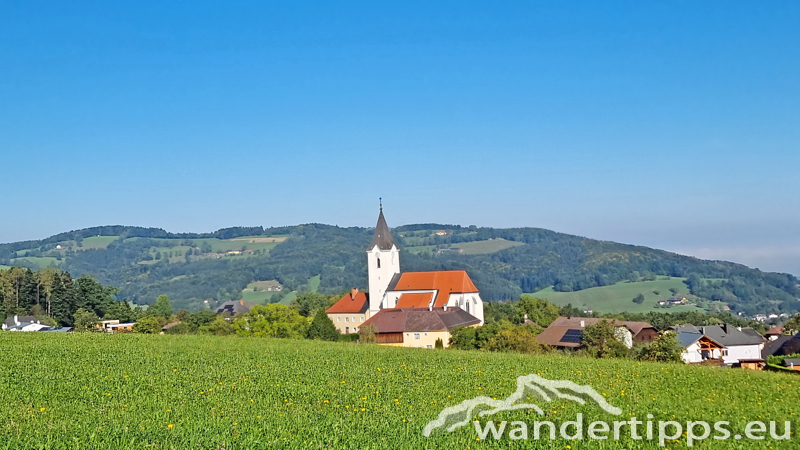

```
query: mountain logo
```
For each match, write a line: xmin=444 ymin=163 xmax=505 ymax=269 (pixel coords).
xmin=423 ymin=374 xmax=622 ymax=437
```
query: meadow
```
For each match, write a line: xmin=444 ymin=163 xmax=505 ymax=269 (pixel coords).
xmin=0 ymin=333 xmax=796 ymax=449
xmin=406 ymin=238 xmax=524 ymax=255
xmin=531 ymin=279 xmax=706 ymax=314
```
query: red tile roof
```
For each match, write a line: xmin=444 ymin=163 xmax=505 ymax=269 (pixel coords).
xmin=396 ymin=292 xmax=434 ymax=308
xmin=326 ymin=292 xmax=369 ymax=314
xmin=390 ymin=270 xmax=479 ymax=307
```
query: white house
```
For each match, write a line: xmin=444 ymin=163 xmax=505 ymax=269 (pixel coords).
xmin=676 ymin=324 xmax=765 ymax=365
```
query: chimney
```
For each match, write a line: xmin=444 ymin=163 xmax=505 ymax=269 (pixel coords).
xmin=240 ymin=300 xmax=244 ymax=305
xmin=351 ymin=288 xmax=359 ymax=300
xmin=580 ymin=320 xmax=585 ymax=328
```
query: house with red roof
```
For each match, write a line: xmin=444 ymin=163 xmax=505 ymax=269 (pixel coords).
xmin=327 ymin=205 xmax=484 ymax=337
xmin=326 ymin=288 xmax=370 ymax=334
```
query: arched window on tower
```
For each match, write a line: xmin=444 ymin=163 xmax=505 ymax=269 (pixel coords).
xmin=377 ymin=257 xmax=381 ymax=268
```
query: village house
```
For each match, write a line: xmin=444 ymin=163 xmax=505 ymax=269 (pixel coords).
xmin=107 ymin=323 xmax=135 ymax=333
xmin=215 ymin=299 xmax=255 ymax=316
xmin=675 ymin=324 xmax=765 ymax=367
xmin=677 ymin=331 xmax=725 ymax=363
xmin=783 ymin=358 xmax=800 ymax=370
xmin=326 ymin=288 xmax=370 ymax=334
xmin=359 ymin=306 xmax=480 ymax=348
xmin=2 ymin=315 xmax=37 ymax=331
xmin=536 ymin=317 xmax=658 ymax=349
xmin=762 ymin=332 xmax=800 ymax=359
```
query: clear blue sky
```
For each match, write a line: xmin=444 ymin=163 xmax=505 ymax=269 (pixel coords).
xmin=2 ymin=2 xmax=799 ymax=275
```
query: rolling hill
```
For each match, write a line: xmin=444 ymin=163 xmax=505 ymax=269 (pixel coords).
xmin=1 ymin=223 xmax=798 ymax=316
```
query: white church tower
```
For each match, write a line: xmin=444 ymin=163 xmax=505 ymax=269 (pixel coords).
xmin=367 ymin=203 xmax=400 ymax=314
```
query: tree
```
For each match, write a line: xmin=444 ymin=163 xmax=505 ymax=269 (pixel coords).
xmin=582 ymin=319 xmax=629 ymax=358
xmin=357 ymin=324 xmax=377 ymax=343
xmin=291 ymin=292 xmax=334 ymax=317
xmin=635 ymin=332 xmax=684 ymax=363
xmin=73 ymin=308 xmax=101 ymax=332
xmin=306 ymin=309 xmax=340 ymax=341
xmin=448 ymin=325 xmax=477 ymax=350
xmin=132 ymin=316 xmax=163 ymax=334
xmin=515 ymin=296 xmax=560 ymax=327
xmin=148 ymin=295 xmax=173 ymax=318
xmin=669 ymin=287 xmax=679 ymax=296
xmin=632 ymin=293 xmax=645 ymax=304
xmin=232 ymin=304 xmax=309 ymax=338
xmin=200 ymin=315 xmax=234 ymax=336
xmin=104 ymin=301 xmax=139 ymax=323
xmin=653 ymin=290 xmax=660 ymax=296
xmin=485 ymin=326 xmax=547 ymax=355
xmin=785 ymin=314 xmax=800 ymax=335
xmin=186 ymin=310 xmax=216 ymax=331
xmin=434 ymin=337 xmax=444 ymax=349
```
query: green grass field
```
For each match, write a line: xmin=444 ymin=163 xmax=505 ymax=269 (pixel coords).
xmin=240 ymin=281 xmax=283 ymax=304
xmin=0 ymin=265 xmax=11 ymax=270
xmin=0 ymin=333 xmax=796 ymax=449
xmin=406 ymin=238 xmax=524 ymax=255
xmin=80 ymin=235 xmax=119 ymax=249
xmin=530 ymin=279 xmax=704 ymax=314
xmin=9 ymin=256 xmax=61 ymax=269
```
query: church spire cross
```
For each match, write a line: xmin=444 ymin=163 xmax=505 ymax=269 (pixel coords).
xmin=379 ymin=197 xmax=382 ymax=212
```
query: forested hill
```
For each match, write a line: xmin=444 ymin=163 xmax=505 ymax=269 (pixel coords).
xmin=1 ymin=224 xmax=798 ymax=316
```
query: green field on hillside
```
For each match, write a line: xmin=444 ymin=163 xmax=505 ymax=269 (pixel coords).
xmin=9 ymin=256 xmax=60 ymax=269
xmin=240 ymin=281 xmax=283 ymax=304
xmin=406 ymin=238 xmax=524 ymax=255
xmin=530 ymin=278 xmax=704 ymax=313
xmin=0 ymin=334 xmax=796 ymax=449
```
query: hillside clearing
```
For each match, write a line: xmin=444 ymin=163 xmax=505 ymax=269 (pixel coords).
xmin=406 ymin=238 xmax=524 ymax=255
xmin=530 ymin=279 xmax=704 ymax=313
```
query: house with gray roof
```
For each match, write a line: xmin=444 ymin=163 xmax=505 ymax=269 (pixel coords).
xmin=698 ymin=324 xmax=765 ymax=365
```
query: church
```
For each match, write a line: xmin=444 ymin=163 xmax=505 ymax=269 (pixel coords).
xmin=326 ymin=206 xmax=484 ymax=346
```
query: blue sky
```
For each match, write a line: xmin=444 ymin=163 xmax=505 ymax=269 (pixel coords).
xmin=2 ymin=2 xmax=799 ymax=275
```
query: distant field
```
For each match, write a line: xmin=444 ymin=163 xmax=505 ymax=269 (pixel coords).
xmin=406 ymin=238 xmax=524 ymax=255
xmin=0 ymin=265 xmax=11 ymax=270
xmin=79 ymin=235 xmax=119 ymax=249
xmin=529 ymin=278 xmax=704 ymax=314
xmin=149 ymin=237 xmax=281 ymax=255
xmin=240 ymin=280 xmax=283 ymax=304
xmin=307 ymin=274 xmax=321 ymax=292
xmin=10 ymin=256 xmax=60 ymax=269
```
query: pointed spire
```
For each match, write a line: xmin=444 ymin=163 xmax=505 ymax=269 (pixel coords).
xmin=369 ymin=203 xmax=395 ymax=251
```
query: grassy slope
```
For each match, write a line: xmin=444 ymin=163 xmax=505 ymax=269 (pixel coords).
xmin=406 ymin=238 xmax=524 ymax=255
xmin=0 ymin=334 xmax=796 ymax=449
xmin=530 ymin=279 xmax=704 ymax=313
xmin=9 ymin=256 xmax=60 ymax=269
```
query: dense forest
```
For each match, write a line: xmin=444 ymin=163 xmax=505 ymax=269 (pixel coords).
xmin=0 ymin=267 xmax=138 ymax=326
xmin=1 ymin=223 xmax=798 ymax=315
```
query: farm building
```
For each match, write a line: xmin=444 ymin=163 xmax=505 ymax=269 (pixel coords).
xmin=359 ymin=307 xmax=480 ymax=348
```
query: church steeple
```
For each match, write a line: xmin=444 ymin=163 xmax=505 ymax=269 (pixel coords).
xmin=367 ymin=202 xmax=400 ymax=313
xmin=369 ymin=207 xmax=396 ymax=251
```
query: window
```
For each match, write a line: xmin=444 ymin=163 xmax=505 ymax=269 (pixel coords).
xmin=337 ymin=317 xmax=340 ymax=322
xmin=377 ymin=257 xmax=381 ymax=268
xmin=353 ymin=327 xmax=357 ymax=332
xmin=413 ymin=333 xmax=420 ymax=340
xmin=722 ymin=349 xmax=729 ymax=357
xmin=352 ymin=317 xmax=356 ymax=322
xmin=406 ymin=333 xmax=409 ymax=337
xmin=360 ymin=317 xmax=363 ymax=322
xmin=345 ymin=317 xmax=349 ymax=322
xmin=345 ymin=327 xmax=349 ymax=333
xmin=426 ymin=345 xmax=433 ymax=349
xmin=424 ymin=333 xmax=427 ymax=337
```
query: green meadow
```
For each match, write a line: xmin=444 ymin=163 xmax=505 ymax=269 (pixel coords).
xmin=0 ymin=333 xmax=795 ymax=449
xmin=530 ymin=279 xmax=705 ymax=314
xmin=406 ymin=238 xmax=524 ymax=255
